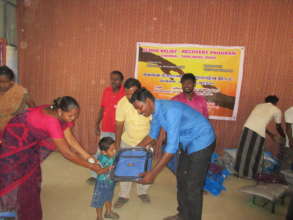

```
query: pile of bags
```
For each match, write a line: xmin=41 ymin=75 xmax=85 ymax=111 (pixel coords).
xmin=166 ymin=148 xmax=283 ymax=196
xmin=204 ymin=153 xmax=230 ymax=196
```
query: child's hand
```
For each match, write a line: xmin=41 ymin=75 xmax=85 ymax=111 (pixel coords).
xmin=104 ymin=165 xmax=114 ymax=173
xmin=108 ymin=165 xmax=114 ymax=171
xmin=93 ymin=166 xmax=107 ymax=174
xmin=93 ymin=165 xmax=114 ymax=174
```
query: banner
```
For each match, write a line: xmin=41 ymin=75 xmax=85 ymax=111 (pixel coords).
xmin=135 ymin=42 xmax=245 ymax=120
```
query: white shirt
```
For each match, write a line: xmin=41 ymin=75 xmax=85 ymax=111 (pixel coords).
xmin=244 ymin=103 xmax=282 ymax=137
xmin=285 ymin=106 xmax=293 ymax=147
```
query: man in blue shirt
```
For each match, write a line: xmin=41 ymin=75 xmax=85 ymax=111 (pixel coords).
xmin=130 ymin=88 xmax=216 ymax=220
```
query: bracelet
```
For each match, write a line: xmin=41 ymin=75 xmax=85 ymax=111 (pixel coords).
xmin=87 ymin=157 xmax=95 ymax=164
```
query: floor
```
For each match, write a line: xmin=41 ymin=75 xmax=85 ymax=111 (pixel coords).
xmin=41 ymin=153 xmax=288 ymax=220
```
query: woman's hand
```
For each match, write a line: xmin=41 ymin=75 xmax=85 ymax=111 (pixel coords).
xmin=64 ymin=128 xmax=92 ymax=160
xmin=90 ymin=164 xmax=113 ymax=174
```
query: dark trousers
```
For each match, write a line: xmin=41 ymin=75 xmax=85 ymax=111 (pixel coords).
xmin=176 ymin=142 xmax=215 ymax=220
xmin=287 ymin=196 xmax=293 ymax=220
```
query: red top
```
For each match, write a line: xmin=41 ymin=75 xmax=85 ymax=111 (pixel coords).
xmin=172 ymin=92 xmax=209 ymax=118
xmin=100 ymin=86 xmax=125 ymax=132
xmin=27 ymin=105 xmax=74 ymax=139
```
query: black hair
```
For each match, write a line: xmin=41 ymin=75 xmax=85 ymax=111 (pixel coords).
xmin=99 ymin=137 xmax=115 ymax=151
xmin=111 ymin=70 xmax=124 ymax=81
xmin=129 ymin=87 xmax=155 ymax=104
xmin=51 ymin=96 xmax=80 ymax=111
xmin=0 ymin=65 xmax=15 ymax=81
xmin=265 ymin=95 xmax=279 ymax=105
xmin=124 ymin=78 xmax=141 ymax=89
xmin=180 ymin=73 xmax=196 ymax=83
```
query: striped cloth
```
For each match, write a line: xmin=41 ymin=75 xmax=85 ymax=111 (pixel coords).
xmin=234 ymin=127 xmax=265 ymax=179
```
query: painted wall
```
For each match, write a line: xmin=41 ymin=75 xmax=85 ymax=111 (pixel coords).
xmin=17 ymin=0 xmax=293 ymax=153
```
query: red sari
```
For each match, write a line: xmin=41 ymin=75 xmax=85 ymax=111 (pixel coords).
xmin=0 ymin=106 xmax=73 ymax=220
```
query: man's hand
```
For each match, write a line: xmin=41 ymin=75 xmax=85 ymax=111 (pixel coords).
xmin=154 ymin=143 xmax=162 ymax=161
xmin=272 ymin=135 xmax=285 ymax=145
xmin=95 ymin=127 xmax=101 ymax=136
xmin=151 ymin=140 xmax=163 ymax=161
xmin=138 ymin=171 xmax=156 ymax=184
xmin=154 ymin=129 xmax=166 ymax=160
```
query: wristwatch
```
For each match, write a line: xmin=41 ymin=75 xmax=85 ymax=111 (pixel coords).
xmin=87 ymin=157 xmax=95 ymax=164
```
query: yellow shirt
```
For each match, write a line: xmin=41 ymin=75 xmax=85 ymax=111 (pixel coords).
xmin=115 ymin=96 xmax=151 ymax=146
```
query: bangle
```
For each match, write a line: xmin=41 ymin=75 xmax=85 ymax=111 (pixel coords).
xmin=87 ymin=157 xmax=95 ymax=164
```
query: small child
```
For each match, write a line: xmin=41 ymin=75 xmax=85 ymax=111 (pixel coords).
xmin=91 ymin=137 xmax=119 ymax=220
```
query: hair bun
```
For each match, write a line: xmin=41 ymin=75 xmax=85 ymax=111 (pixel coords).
xmin=51 ymin=96 xmax=79 ymax=112
xmin=51 ymin=97 xmax=62 ymax=110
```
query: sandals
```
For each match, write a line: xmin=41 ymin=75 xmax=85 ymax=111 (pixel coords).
xmin=113 ymin=197 xmax=129 ymax=208
xmin=104 ymin=211 xmax=120 ymax=219
xmin=86 ymin=177 xmax=96 ymax=185
xmin=138 ymin=194 xmax=151 ymax=203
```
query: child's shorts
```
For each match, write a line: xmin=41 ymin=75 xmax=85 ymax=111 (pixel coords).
xmin=91 ymin=180 xmax=115 ymax=208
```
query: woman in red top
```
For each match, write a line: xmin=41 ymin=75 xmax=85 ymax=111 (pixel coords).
xmin=0 ymin=96 xmax=108 ymax=220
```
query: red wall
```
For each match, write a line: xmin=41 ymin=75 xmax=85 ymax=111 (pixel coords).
xmin=17 ymin=0 xmax=293 ymax=153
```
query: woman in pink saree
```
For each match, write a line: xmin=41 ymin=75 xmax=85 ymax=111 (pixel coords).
xmin=0 ymin=96 xmax=109 ymax=220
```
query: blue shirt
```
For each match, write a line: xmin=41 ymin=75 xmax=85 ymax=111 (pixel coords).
xmin=149 ymin=100 xmax=216 ymax=154
xmin=97 ymin=154 xmax=115 ymax=183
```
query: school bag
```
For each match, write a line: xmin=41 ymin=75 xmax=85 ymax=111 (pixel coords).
xmin=110 ymin=147 xmax=153 ymax=182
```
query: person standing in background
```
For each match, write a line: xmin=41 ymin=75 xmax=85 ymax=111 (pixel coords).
xmin=113 ymin=78 xmax=152 ymax=208
xmin=0 ymin=65 xmax=35 ymax=136
xmin=87 ymin=71 xmax=124 ymax=184
xmin=172 ymin=73 xmax=208 ymax=118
